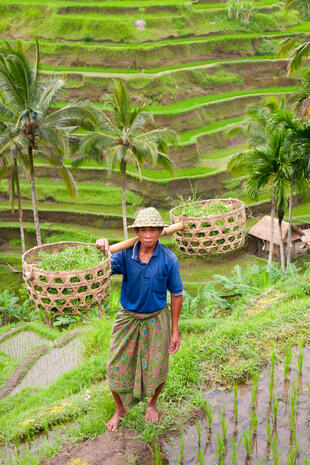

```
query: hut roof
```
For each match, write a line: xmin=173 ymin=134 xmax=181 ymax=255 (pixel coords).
xmin=301 ymin=229 xmax=310 ymax=244
xmin=249 ymin=216 xmax=304 ymax=245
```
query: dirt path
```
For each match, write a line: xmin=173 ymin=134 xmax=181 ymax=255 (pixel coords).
xmin=42 ymin=58 xmax=288 ymax=80
xmin=40 ymin=429 xmax=152 ymax=465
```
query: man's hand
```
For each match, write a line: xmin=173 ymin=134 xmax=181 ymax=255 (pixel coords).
xmin=168 ymin=331 xmax=180 ymax=354
xmin=96 ymin=238 xmax=109 ymax=253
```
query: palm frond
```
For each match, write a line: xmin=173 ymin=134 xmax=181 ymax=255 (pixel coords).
xmin=157 ymin=152 xmax=174 ymax=177
xmin=79 ymin=132 xmax=117 ymax=154
xmin=60 ymin=165 xmax=78 ymax=200
xmin=275 ymin=37 xmax=299 ymax=58
xmin=38 ymin=76 xmax=65 ymax=114
xmin=288 ymin=41 xmax=310 ymax=75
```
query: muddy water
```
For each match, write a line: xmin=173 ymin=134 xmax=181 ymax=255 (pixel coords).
xmin=10 ymin=338 xmax=83 ymax=394
xmin=0 ymin=331 xmax=48 ymax=359
xmin=165 ymin=347 xmax=310 ymax=465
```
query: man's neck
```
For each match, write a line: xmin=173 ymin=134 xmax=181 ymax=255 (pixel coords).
xmin=138 ymin=242 xmax=157 ymax=263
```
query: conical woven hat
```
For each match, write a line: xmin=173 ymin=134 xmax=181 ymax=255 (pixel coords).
xmin=128 ymin=207 xmax=169 ymax=229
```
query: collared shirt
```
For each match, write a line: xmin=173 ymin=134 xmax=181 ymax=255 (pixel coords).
xmin=111 ymin=241 xmax=183 ymax=314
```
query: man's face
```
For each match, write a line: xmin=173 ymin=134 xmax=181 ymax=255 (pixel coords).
xmin=136 ymin=227 xmax=162 ymax=248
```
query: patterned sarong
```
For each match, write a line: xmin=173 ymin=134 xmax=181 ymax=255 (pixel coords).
xmin=107 ymin=306 xmax=170 ymax=409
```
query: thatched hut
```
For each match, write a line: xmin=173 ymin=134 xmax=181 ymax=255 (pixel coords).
xmin=249 ymin=215 xmax=305 ymax=257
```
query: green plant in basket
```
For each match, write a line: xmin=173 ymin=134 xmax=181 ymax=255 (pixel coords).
xmin=39 ymin=245 xmax=105 ymax=272
xmin=172 ymin=194 xmax=232 ymax=218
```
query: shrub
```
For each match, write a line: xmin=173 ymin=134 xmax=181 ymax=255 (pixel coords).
xmin=0 ymin=290 xmax=39 ymax=326
xmin=226 ymin=0 xmax=255 ymax=26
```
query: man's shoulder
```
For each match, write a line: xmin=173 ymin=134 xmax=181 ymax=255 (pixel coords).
xmin=158 ymin=243 xmax=179 ymax=263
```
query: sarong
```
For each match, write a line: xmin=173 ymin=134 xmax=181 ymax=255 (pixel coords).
xmin=107 ymin=306 xmax=170 ymax=409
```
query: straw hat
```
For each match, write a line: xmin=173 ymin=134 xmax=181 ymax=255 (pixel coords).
xmin=128 ymin=207 xmax=168 ymax=229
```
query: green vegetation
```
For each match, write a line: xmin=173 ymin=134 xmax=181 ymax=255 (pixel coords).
xmin=39 ymin=245 xmax=106 ymax=272
xmin=172 ymin=198 xmax=232 ymax=217
xmin=0 ymin=264 xmax=308 ymax=451
xmin=0 ymin=1 xmax=309 ymax=461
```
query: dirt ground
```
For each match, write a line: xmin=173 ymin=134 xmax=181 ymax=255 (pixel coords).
xmin=40 ymin=429 xmax=152 ymax=465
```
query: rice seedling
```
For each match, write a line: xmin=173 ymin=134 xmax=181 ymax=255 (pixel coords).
xmin=249 ymin=408 xmax=258 ymax=434
xmin=242 ymin=428 xmax=252 ymax=459
xmin=39 ymin=245 xmax=105 ymax=272
xmin=216 ymin=433 xmax=225 ymax=463
xmin=304 ymin=456 xmax=309 ymax=465
xmin=150 ymin=441 xmax=164 ymax=465
xmin=251 ymin=371 xmax=259 ymax=408
xmin=233 ymin=381 xmax=238 ymax=425
xmin=218 ymin=407 xmax=228 ymax=442
xmin=172 ymin=195 xmax=232 ymax=218
xmin=268 ymin=354 xmax=276 ymax=405
xmin=287 ymin=448 xmax=296 ymax=465
xmin=196 ymin=419 xmax=202 ymax=447
xmin=297 ymin=344 xmax=304 ymax=379
xmin=290 ymin=382 xmax=298 ymax=412
xmin=293 ymin=432 xmax=301 ymax=456
xmin=271 ymin=397 xmax=279 ymax=425
xmin=204 ymin=401 xmax=213 ymax=432
xmin=270 ymin=434 xmax=281 ymax=465
xmin=231 ymin=437 xmax=239 ymax=465
xmin=178 ymin=433 xmax=184 ymax=462
xmin=270 ymin=352 xmax=275 ymax=389
xmin=284 ymin=344 xmax=292 ymax=380
xmin=195 ymin=441 xmax=205 ymax=465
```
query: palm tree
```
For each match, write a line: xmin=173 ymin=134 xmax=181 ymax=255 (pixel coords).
xmin=285 ymin=124 xmax=310 ymax=265
xmin=268 ymin=105 xmax=310 ymax=266
xmin=227 ymin=97 xmax=290 ymax=270
xmin=0 ymin=149 xmax=27 ymax=254
xmin=275 ymin=1 xmax=310 ymax=75
xmin=75 ymin=80 xmax=176 ymax=239
xmin=0 ymin=40 xmax=96 ymax=246
xmin=228 ymin=130 xmax=291 ymax=272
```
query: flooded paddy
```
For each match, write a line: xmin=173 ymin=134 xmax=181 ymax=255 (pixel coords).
xmin=0 ymin=331 xmax=48 ymax=359
xmin=10 ymin=337 xmax=83 ymax=394
xmin=164 ymin=347 xmax=310 ymax=465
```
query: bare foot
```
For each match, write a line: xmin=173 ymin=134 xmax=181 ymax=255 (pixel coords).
xmin=145 ymin=402 xmax=160 ymax=423
xmin=106 ymin=407 xmax=127 ymax=432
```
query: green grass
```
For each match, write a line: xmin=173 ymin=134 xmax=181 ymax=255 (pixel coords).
xmin=148 ymin=86 xmax=298 ymax=116
xmin=0 ymin=178 xmax=143 ymax=207
xmin=0 ymin=199 xmax=136 ymax=219
xmin=0 ymin=352 xmax=19 ymax=390
xmin=17 ymin=30 xmax=310 ymax=53
xmin=41 ymin=56 xmax=287 ymax=76
xmin=0 ymin=4 xmax=299 ymax=43
xmin=0 ymin=271 xmax=309 ymax=444
xmin=177 ymin=116 xmax=244 ymax=145
xmin=39 ymin=244 xmax=106 ymax=272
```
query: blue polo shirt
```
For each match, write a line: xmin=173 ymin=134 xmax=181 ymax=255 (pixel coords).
xmin=111 ymin=241 xmax=183 ymax=313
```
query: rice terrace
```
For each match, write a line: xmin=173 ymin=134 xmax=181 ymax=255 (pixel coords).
xmin=0 ymin=0 xmax=310 ymax=464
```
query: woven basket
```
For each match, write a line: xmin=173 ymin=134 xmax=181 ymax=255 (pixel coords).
xmin=22 ymin=241 xmax=111 ymax=317
xmin=170 ymin=198 xmax=246 ymax=256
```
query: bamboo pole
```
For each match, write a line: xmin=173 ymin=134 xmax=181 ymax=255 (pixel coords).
xmin=109 ymin=221 xmax=185 ymax=254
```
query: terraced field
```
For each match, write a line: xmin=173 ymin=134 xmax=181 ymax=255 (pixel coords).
xmin=0 ymin=0 xmax=309 ymax=268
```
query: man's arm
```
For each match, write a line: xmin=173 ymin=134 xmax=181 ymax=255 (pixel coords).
xmin=168 ymin=294 xmax=182 ymax=354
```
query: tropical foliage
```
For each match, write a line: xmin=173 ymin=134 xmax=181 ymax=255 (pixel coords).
xmin=0 ymin=41 xmax=96 ymax=245
xmin=228 ymin=96 xmax=310 ymax=272
xmin=75 ymin=79 xmax=176 ymax=239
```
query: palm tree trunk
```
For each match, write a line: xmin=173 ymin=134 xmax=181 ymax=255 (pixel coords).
xmin=286 ymin=183 xmax=293 ymax=268
xmin=14 ymin=157 xmax=26 ymax=254
xmin=278 ymin=213 xmax=286 ymax=274
xmin=2 ymin=312 xmax=8 ymax=326
xmin=267 ymin=185 xmax=276 ymax=272
xmin=28 ymin=145 xmax=41 ymax=246
xmin=121 ymin=161 xmax=128 ymax=240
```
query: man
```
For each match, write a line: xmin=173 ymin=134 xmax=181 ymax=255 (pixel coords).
xmin=96 ymin=207 xmax=183 ymax=432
